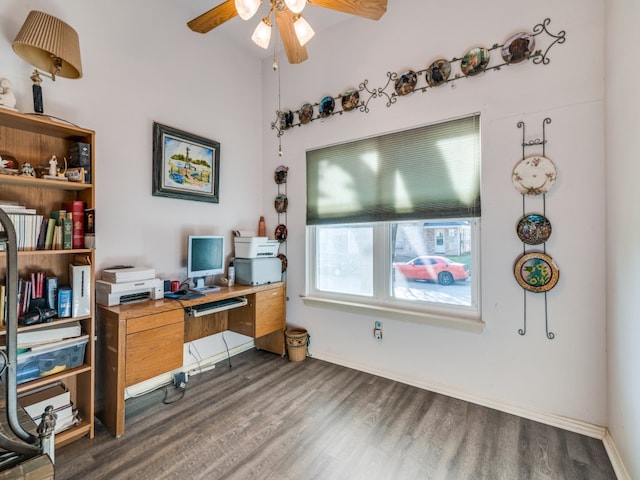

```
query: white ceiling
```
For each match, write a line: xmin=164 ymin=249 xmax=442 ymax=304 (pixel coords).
xmin=181 ymin=0 xmax=360 ymax=61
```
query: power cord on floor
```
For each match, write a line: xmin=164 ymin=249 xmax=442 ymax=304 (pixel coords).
xmin=221 ymin=332 xmax=232 ymax=368
xmin=161 ymin=383 xmax=186 ymax=404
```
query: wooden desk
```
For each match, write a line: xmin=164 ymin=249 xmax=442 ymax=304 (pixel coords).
xmin=95 ymin=282 xmax=286 ymax=437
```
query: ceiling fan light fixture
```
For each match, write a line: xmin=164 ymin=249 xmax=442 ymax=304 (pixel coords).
xmin=293 ymin=15 xmax=315 ymax=46
xmin=235 ymin=0 xmax=262 ymax=20
xmin=251 ymin=16 xmax=272 ymax=49
xmin=285 ymin=0 xmax=307 ymax=14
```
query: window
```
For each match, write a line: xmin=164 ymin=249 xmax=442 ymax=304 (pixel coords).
xmin=305 ymin=115 xmax=481 ymax=327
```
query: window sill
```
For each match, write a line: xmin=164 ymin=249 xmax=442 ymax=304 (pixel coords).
xmin=301 ymin=295 xmax=485 ymax=334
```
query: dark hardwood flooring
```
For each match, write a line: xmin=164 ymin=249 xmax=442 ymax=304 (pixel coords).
xmin=55 ymin=349 xmax=616 ymax=479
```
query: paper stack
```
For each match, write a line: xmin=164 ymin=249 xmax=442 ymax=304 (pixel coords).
xmin=102 ymin=266 xmax=155 ymax=283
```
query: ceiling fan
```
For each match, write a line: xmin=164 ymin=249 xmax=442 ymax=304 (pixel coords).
xmin=187 ymin=0 xmax=387 ymax=64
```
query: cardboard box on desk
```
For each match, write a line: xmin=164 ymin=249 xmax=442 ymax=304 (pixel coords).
xmin=234 ymin=258 xmax=281 ymax=286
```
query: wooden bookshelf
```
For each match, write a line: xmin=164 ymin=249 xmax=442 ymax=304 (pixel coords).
xmin=0 ymin=109 xmax=95 ymax=447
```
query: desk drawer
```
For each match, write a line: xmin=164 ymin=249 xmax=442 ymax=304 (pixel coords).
xmin=125 ymin=310 xmax=184 ymax=386
xmin=255 ymin=289 xmax=284 ymax=338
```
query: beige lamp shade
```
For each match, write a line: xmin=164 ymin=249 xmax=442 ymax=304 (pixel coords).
xmin=12 ymin=10 xmax=82 ymax=79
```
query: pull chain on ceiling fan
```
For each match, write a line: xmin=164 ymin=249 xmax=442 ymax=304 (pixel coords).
xmin=188 ymin=0 xmax=387 ymax=64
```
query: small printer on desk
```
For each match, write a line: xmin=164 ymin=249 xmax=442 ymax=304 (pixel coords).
xmin=96 ymin=278 xmax=164 ymax=306
xmin=234 ymin=257 xmax=281 ymax=286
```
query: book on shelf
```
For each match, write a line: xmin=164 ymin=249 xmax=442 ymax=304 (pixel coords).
xmin=44 ymin=218 xmax=56 ymax=250
xmin=36 ymin=216 xmax=48 ymax=250
xmin=63 ymin=201 xmax=85 ymax=249
xmin=62 ymin=213 xmax=73 ymax=250
xmin=57 ymin=286 xmax=72 ymax=318
xmin=45 ymin=277 xmax=58 ymax=311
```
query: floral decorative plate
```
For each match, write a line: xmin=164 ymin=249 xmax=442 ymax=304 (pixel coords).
xmin=460 ymin=47 xmax=490 ymax=76
xmin=274 ymin=165 xmax=288 ymax=184
xmin=280 ymin=110 xmax=294 ymax=130
xmin=516 ymin=213 xmax=552 ymax=245
xmin=274 ymin=194 xmax=288 ymax=213
xmin=275 ymin=224 xmax=288 ymax=242
xmin=514 ymin=251 xmax=559 ymax=293
xmin=501 ymin=32 xmax=535 ymax=64
xmin=425 ymin=59 xmax=451 ymax=87
xmin=394 ymin=70 xmax=418 ymax=96
xmin=341 ymin=89 xmax=360 ymax=111
xmin=512 ymin=155 xmax=557 ymax=196
xmin=298 ymin=103 xmax=313 ymax=124
xmin=319 ymin=96 xmax=335 ymax=117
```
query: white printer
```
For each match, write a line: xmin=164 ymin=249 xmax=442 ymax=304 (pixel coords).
xmin=96 ymin=278 xmax=164 ymax=306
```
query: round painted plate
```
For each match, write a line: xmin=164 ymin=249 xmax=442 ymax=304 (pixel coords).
xmin=298 ymin=103 xmax=313 ymax=124
xmin=501 ymin=32 xmax=535 ymax=64
xmin=512 ymin=155 xmax=557 ymax=196
xmin=278 ymin=253 xmax=288 ymax=273
xmin=275 ymin=224 xmax=288 ymax=242
xmin=514 ymin=251 xmax=560 ymax=293
xmin=394 ymin=70 xmax=418 ymax=96
xmin=425 ymin=58 xmax=451 ymax=87
xmin=516 ymin=213 xmax=552 ymax=245
xmin=341 ymin=88 xmax=360 ymax=111
xmin=274 ymin=194 xmax=288 ymax=213
xmin=274 ymin=165 xmax=288 ymax=184
xmin=461 ymin=47 xmax=490 ymax=76
xmin=280 ymin=110 xmax=294 ymax=130
xmin=319 ymin=96 xmax=335 ymax=117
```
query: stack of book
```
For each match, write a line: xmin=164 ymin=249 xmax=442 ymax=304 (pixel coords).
xmin=18 ymin=383 xmax=79 ymax=434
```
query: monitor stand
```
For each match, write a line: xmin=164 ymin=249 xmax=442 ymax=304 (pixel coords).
xmin=190 ymin=277 xmax=221 ymax=293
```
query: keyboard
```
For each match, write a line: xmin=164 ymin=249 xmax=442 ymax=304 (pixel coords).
xmin=186 ymin=296 xmax=248 ymax=317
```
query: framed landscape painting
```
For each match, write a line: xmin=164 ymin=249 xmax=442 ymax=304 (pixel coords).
xmin=152 ymin=122 xmax=220 ymax=203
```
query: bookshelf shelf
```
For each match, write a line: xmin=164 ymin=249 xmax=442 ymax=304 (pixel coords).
xmin=0 ymin=108 xmax=95 ymax=447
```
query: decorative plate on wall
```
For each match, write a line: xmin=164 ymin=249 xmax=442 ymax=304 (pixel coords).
xmin=278 ymin=253 xmax=288 ymax=273
xmin=512 ymin=155 xmax=557 ymax=196
xmin=501 ymin=32 xmax=535 ymax=64
xmin=274 ymin=194 xmax=288 ymax=213
xmin=275 ymin=224 xmax=288 ymax=242
xmin=319 ymin=96 xmax=335 ymax=117
xmin=298 ymin=103 xmax=314 ymax=124
xmin=516 ymin=213 xmax=552 ymax=245
xmin=274 ymin=165 xmax=288 ymax=184
xmin=461 ymin=47 xmax=490 ymax=76
xmin=514 ymin=251 xmax=560 ymax=293
xmin=280 ymin=110 xmax=294 ymax=130
xmin=425 ymin=59 xmax=451 ymax=87
xmin=394 ymin=70 xmax=418 ymax=96
xmin=341 ymin=89 xmax=360 ymax=111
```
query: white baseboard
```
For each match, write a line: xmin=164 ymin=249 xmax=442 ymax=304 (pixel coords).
xmin=603 ymin=429 xmax=632 ymax=480
xmin=125 ymin=341 xmax=255 ymax=399
xmin=310 ymin=350 xmax=607 ymax=439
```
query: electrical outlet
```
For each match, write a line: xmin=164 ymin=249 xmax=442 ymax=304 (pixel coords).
xmin=173 ymin=371 xmax=188 ymax=389
xmin=373 ymin=320 xmax=383 ymax=340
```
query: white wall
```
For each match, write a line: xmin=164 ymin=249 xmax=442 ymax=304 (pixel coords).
xmin=605 ymin=0 xmax=640 ymax=477
xmin=0 ymin=0 xmax=264 ymax=356
xmin=260 ymin=0 xmax=609 ymax=429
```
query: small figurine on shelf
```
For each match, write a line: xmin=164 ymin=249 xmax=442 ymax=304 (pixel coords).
xmin=19 ymin=162 xmax=35 ymax=177
xmin=48 ymin=155 xmax=58 ymax=176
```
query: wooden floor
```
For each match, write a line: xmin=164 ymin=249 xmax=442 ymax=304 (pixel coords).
xmin=54 ymin=349 xmax=616 ymax=479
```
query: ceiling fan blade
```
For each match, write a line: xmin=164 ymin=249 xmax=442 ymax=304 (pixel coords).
xmin=188 ymin=0 xmax=238 ymax=34
xmin=307 ymin=0 xmax=387 ymax=20
xmin=276 ymin=9 xmax=308 ymax=64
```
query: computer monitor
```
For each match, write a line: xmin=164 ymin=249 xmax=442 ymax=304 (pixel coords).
xmin=187 ymin=235 xmax=224 ymax=291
